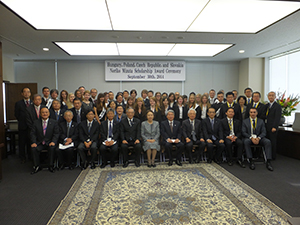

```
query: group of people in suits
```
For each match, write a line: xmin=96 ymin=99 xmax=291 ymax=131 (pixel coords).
xmin=14 ymin=86 xmax=282 ymax=174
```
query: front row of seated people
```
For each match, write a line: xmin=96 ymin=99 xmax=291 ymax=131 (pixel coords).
xmin=30 ymin=103 xmax=273 ymax=174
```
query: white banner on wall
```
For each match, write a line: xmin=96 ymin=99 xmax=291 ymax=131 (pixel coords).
xmin=105 ymin=60 xmax=186 ymax=81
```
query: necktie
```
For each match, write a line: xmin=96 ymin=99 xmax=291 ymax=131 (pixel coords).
xmin=67 ymin=122 xmax=70 ymax=137
xmin=35 ymin=107 xmax=39 ymax=118
xmin=42 ymin=121 xmax=47 ymax=145
xmin=26 ymin=100 xmax=29 ymax=107
xmin=252 ymin=119 xmax=256 ymax=134
xmin=109 ymin=121 xmax=112 ymax=138
xmin=88 ymin=122 xmax=91 ymax=132
xmin=55 ymin=111 xmax=59 ymax=120
xmin=254 ymin=103 xmax=257 ymax=108
xmin=229 ymin=119 xmax=233 ymax=136
xmin=129 ymin=119 xmax=133 ymax=127
xmin=170 ymin=121 xmax=173 ymax=133
xmin=211 ymin=119 xmax=216 ymax=141
xmin=77 ymin=110 xmax=81 ymax=123
xmin=248 ymin=99 xmax=250 ymax=104
xmin=191 ymin=121 xmax=196 ymax=142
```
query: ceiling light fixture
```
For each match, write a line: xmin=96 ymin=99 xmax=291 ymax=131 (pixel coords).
xmin=43 ymin=48 xmax=49 ymax=51
xmin=239 ymin=50 xmax=245 ymax=53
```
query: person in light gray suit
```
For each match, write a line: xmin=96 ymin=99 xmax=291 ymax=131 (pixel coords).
xmin=141 ymin=110 xmax=160 ymax=167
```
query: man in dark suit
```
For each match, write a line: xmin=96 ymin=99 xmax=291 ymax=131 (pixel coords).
xmin=77 ymin=110 xmax=100 ymax=169
xmin=30 ymin=107 xmax=59 ymax=174
xmin=212 ymin=91 xmax=225 ymax=118
xmin=221 ymin=108 xmax=245 ymax=167
xmin=70 ymin=98 xmax=87 ymax=124
xmin=41 ymin=87 xmax=50 ymax=106
xmin=49 ymin=99 xmax=66 ymax=124
xmin=99 ymin=108 xmax=119 ymax=168
xmin=56 ymin=110 xmax=79 ymax=170
xmin=265 ymin=91 xmax=282 ymax=160
xmin=161 ymin=109 xmax=184 ymax=166
xmin=242 ymin=108 xmax=273 ymax=171
xmin=219 ymin=92 xmax=241 ymax=120
xmin=244 ymin=87 xmax=253 ymax=105
xmin=141 ymin=89 xmax=150 ymax=108
xmin=15 ymin=87 xmax=32 ymax=163
xmin=120 ymin=107 xmax=142 ymax=168
xmin=208 ymin=89 xmax=216 ymax=104
xmin=26 ymin=94 xmax=46 ymax=131
xmin=202 ymin=107 xmax=225 ymax=164
xmin=245 ymin=91 xmax=266 ymax=120
xmin=115 ymin=93 xmax=126 ymax=110
xmin=182 ymin=108 xmax=206 ymax=164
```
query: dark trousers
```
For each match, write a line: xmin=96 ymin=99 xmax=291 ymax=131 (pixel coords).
xmin=77 ymin=142 xmax=98 ymax=163
xmin=206 ymin=140 xmax=225 ymax=161
xmin=244 ymin=138 xmax=272 ymax=159
xmin=164 ymin=142 xmax=184 ymax=162
xmin=31 ymin=144 xmax=55 ymax=167
xmin=121 ymin=142 xmax=142 ymax=163
xmin=267 ymin=130 xmax=278 ymax=159
xmin=224 ymin=138 xmax=243 ymax=161
xmin=99 ymin=143 xmax=118 ymax=163
xmin=56 ymin=147 xmax=74 ymax=167
xmin=185 ymin=140 xmax=205 ymax=162
xmin=18 ymin=129 xmax=31 ymax=160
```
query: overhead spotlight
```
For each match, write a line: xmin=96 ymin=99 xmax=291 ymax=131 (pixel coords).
xmin=43 ymin=48 xmax=49 ymax=51
xmin=239 ymin=50 xmax=245 ymax=53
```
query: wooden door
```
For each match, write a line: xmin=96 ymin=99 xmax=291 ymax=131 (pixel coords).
xmin=0 ymin=42 xmax=4 ymax=179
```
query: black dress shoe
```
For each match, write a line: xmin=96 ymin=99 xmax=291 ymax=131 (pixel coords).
xmin=31 ymin=166 xmax=41 ymax=175
xmin=81 ymin=161 xmax=88 ymax=170
xmin=135 ymin=161 xmax=141 ymax=167
xmin=100 ymin=163 xmax=107 ymax=169
xmin=59 ymin=164 xmax=65 ymax=171
xmin=227 ymin=161 xmax=233 ymax=166
xmin=110 ymin=161 xmax=115 ymax=168
xmin=91 ymin=162 xmax=96 ymax=169
xmin=175 ymin=160 xmax=182 ymax=166
xmin=195 ymin=159 xmax=200 ymax=163
xmin=249 ymin=162 xmax=255 ymax=170
xmin=152 ymin=163 xmax=156 ymax=168
xmin=266 ymin=162 xmax=273 ymax=171
xmin=207 ymin=159 xmax=212 ymax=164
xmin=48 ymin=167 xmax=55 ymax=173
xmin=123 ymin=161 xmax=129 ymax=168
xmin=168 ymin=160 xmax=173 ymax=166
xmin=147 ymin=164 xmax=152 ymax=168
xmin=237 ymin=160 xmax=246 ymax=168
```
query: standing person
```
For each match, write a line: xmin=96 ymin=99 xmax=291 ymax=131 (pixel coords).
xmin=174 ymin=92 xmax=180 ymax=102
xmin=221 ymin=108 xmax=245 ymax=167
xmin=173 ymin=95 xmax=188 ymax=124
xmin=149 ymin=97 xmax=162 ymax=122
xmin=47 ymin=89 xmax=59 ymax=109
xmin=60 ymin=90 xmax=68 ymax=109
xmin=77 ymin=110 xmax=100 ymax=169
xmin=202 ymin=107 xmax=225 ymax=164
xmin=130 ymin=89 xmax=137 ymax=102
xmin=219 ymin=92 xmax=240 ymax=120
xmin=168 ymin=92 xmax=176 ymax=109
xmin=141 ymin=89 xmax=150 ymax=108
xmin=41 ymin=87 xmax=50 ymax=106
xmin=161 ymin=110 xmax=184 ymax=166
xmin=30 ymin=107 xmax=59 ymax=174
xmin=155 ymin=92 xmax=162 ymax=107
xmin=99 ymin=108 xmax=119 ymax=168
xmin=182 ymin=108 xmax=206 ymax=164
xmin=49 ymin=99 xmax=66 ymax=124
xmin=70 ymin=98 xmax=87 ymax=124
xmin=183 ymin=95 xmax=188 ymax=105
xmin=195 ymin=94 xmax=202 ymax=109
xmin=26 ymin=94 xmax=46 ymax=131
xmin=78 ymin=86 xmax=85 ymax=95
xmin=237 ymin=96 xmax=247 ymax=121
xmin=242 ymin=108 xmax=273 ymax=171
xmin=208 ymin=89 xmax=216 ymax=104
xmin=160 ymin=97 xmax=170 ymax=121
xmin=120 ymin=108 xmax=142 ymax=168
xmin=104 ymin=92 xmax=110 ymax=107
xmin=115 ymin=93 xmax=126 ymax=110
xmin=15 ymin=87 xmax=32 ymax=163
xmin=57 ymin=110 xmax=79 ymax=170
xmin=125 ymin=96 xmax=135 ymax=110
xmin=90 ymin=88 xmax=98 ymax=106
xmin=108 ymin=91 xmax=114 ymax=102
xmin=245 ymin=91 xmax=266 ymax=120
xmin=162 ymin=92 xmax=168 ymax=99
xmin=82 ymin=90 xmax=94 ymax=111
xmin=141 ymin=111 xmax=160 ymax=167
xmin=134 ymin=97 xmax=147 ymax=122
xmin=265 ymin=91 xmax=282 ymax=160
xmin=199 ymin=94 xmax=211 ymax=120
xmin=66 ymin=92 xmax=75 ymax=109
xmin=95 ymin=93 xmax=107 ymax=124
xmin=212 ymin=91 xmax=225 ymax=118
xmin=75 ymin=89 xmax=83 ymax=101
xmin=232 ymin=90 xmax=238 ymax=103
xmin=148 ymin=90 xmax=154 ymax=99
xmin=244 ymin=87 xmax=253 ymax=105
xmin=123 ymin=90 xmax=129 ymax=105
xmin=187 ymin=93 xmax=196 ymax=109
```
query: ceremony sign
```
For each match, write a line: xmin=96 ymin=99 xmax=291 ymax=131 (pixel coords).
xmin=105 ymin=60 xmax=186 ymax=81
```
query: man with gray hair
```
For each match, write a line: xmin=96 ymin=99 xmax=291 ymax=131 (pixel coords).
xmin=161 ymin=109 xmax=184 ymax=166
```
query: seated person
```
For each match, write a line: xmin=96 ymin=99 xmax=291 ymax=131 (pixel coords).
xmin=202 ymin=107 xmax=225 ymax=164
xmin=161 ymin=109 xmax=184 ymax=166
xmin=99 ymin=108 xmax=119 ymax=168
xmin=30 ymin=107 xmax=59 ymax=174
xmin=56 ymin=110 xmax=79 ymax=170
xmin=220 ymin=108 xmax=245 ymax=167
xmin=242 ymin=108 xmax=273 ymax=171
xmin=114 ymin=104 xmax=127 ymax=122
xmin=120 ymin=107 xmax=142 ymax=168
xmin=141 ymin=110 xmax=160 ymax=167
xmin=77 ymin=110 xmax=100 ymax=169
xmin=49 ymin=99 xmax=66 ymax=123
xmin=182 ymin=108 xmax=206 ymax=164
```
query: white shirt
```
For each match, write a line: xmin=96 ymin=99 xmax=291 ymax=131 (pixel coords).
xmin=227 ymin=117 xmax=234 ymax=136
xmin=178 ymin=105 xmax=183 ymax=119
xmin=107 ymin=119 xmax=114 ymax=139
xmin=201 ymin=105 xmax=207 ymax=119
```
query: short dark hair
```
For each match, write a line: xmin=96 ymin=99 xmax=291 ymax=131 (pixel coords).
xmin=217 ymin=91 xmax=224 ymax=96
xmin=130 ymin=89 xmax=137 ymax=95
xmin=244 ymin=87 xmax=253 ymax=93
xmin=208 ymin=107 xmax=216 ymax=113
xmin=50 ymin=89 xmax=59 ymax=95
xmin=226 ymin=91 xmax=234 ymax=97
xmin=189 ymin=92 xmax=196 ymax=96
xmin=52 ymin=99 xmax=60 ymax=104
xmin=252 ymin=91 xmax=261 ymax=98
xmin=73 ymin=97 xmax=82 ymax=102
xmin=123 ymin=90 xmax=129 ymax=94
xmin=78 ymin=86 xmax=85 ymax=89
xmin=148 ymin=90 xmax=154 ymax=94
xmin=237 ymin=95 xmax=246 ymax=103
xmin=42 ymin=87 xmax=49 ymax=91
xmin=249 ymin=107 xmax=258 ymax=112
xmin=116 ymin=105 xmax=124 ymax=109
xmin=86 ymin=109 xmax=95 ymax=115
xmin=226 ymin=107 xmax=235 ymax=113
xmin=183 ymin=95 xmax=187 ymax=99
xmin=21 ymin=87 xmax=31 ymax=93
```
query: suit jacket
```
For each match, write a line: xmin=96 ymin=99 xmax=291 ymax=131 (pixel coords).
xmin=242 ymin=117 xmax=266 ymax=139
xmin=173 ymin=104 xmax=188 ymax=121
xmin=146 ymin=108 xmax=162 ymax=122
xmin=41 ymin=97 xmax=50 ymax=106
xmin=120 ymin=117 xmax=141 ymax=142
xmin=78 ymin=119 xmax=100 ymax=144
xmin=160 ymin=120 xmax=182 ymax=141
xmin=202 ymin=117 xmax=223 ymax=141
xmin=30 ymin=118 xmax=59 ymax=145
xmin=265 ymin=101 xmax=282 ymax=131
xmin=59 ymin=120 xmax=79 ymax=147
xmin=219 ymin=102 xmax=241 ymax=120
xmin=245 ymin=102 xmax=266 ymax=120
xmin=143 ymin=98 xmax=150 ymax=109
xmin=49 ymin=108 xmax=66 ymax=124
xmin=15 ymin=99 xmax=32 ymax=130
xmin=100 ymin=120 xmax=119 ymax=142
xmin=211 ymin=103 xmax=223 ymax=118
xmin=114 ymin=113 xmax=127 ymax=123
xmin=220 ymin=118 xmax=242 ymax=139
xmin=141 ymin=120 xmax=160 ymax=142
xmin=26 ymin=104 xmax=47 ymax=130
xmin=70 ymin=107 xmax=87 ymax=123
xmin=182 ymin=119 xmax=204 ymax=141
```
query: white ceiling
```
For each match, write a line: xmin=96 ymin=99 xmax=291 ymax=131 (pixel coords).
xmin=1 ymin=0 xmax=300 ymax=61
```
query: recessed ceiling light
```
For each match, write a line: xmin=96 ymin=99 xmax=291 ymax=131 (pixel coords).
xmin=43 ymin=48 xmax=49 ymax=51
xmin=239 ymin=50 xmax=245 ymax=53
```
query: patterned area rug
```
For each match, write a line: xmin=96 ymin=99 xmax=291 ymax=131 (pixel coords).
xmin=47 ymin=163 xmax=290 ymax=225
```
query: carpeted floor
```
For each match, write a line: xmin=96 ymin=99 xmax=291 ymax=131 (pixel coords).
xmin=48 ymin=163 xmax=290 ymax=224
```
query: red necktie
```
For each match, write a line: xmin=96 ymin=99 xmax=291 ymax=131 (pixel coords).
xmin=26 ymin=100 xmax=29 ymax=107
